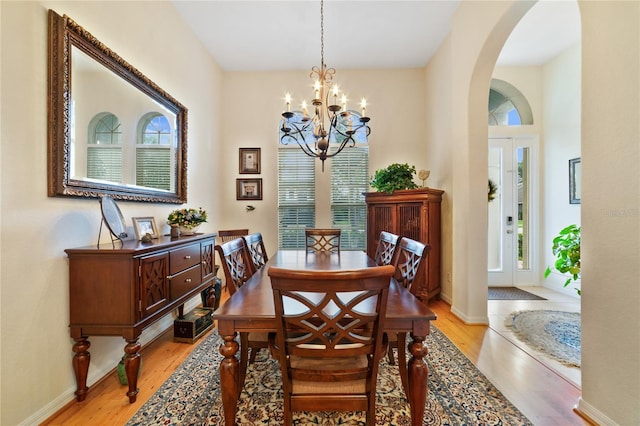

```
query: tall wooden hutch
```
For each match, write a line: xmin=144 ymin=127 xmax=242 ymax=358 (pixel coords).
xmin=364 ymin=188 xmax=443 ymax=301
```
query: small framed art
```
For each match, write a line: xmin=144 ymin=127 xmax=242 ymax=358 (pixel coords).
xmin=132 ymin=217 xmax=159 ymax=240
xmin=236 ymin=178 xmax=263 ymax=200
xmin=239 ymin=148 xmax=261 ymax=174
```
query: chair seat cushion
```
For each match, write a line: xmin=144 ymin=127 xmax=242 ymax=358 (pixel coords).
xmin=290 ymin=355 xmax=368 ymax=394
xmin=248 ymin=331 xmax=270 ymax=342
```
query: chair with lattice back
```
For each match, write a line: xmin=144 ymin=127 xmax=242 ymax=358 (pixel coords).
xmin=374 ymin=231 xmax=400 ymax=266
xmin=268 ymin=265 xmax=395 ymax=425
xmin=243 ymin=232 xmax=269 ymax=271
xmin=214 ymin=238 xmax=268 ymax=383
xmin=218 ymin=228 xmax=249 ymax=243
xmin=305 ymin=228 xmax=341 ymax=253
xmin=386 ymin=236 xmax=430 ymax=399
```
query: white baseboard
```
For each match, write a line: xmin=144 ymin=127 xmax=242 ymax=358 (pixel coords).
xmin=450 ymin=304 xmax=489 ymax=325
xmin=575 ymin=397 xmax=619 ymax=426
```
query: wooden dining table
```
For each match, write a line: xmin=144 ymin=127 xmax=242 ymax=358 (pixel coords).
xmin=212 ymin=250 xmax=437 ymax=426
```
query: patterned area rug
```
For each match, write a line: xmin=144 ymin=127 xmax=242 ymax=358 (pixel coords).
xmin=127 ymin=326 xmax=531 ymax=425
xmin=506 ymin=310 xmax=581 ymax=367
xmin=488 ymin=287 xmax=546 ymax=300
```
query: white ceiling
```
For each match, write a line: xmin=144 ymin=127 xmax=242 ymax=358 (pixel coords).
xmin=172 ymin=0 xmax=581 ymax=72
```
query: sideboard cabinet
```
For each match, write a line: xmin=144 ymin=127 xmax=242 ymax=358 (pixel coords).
xmin=65 ymin=233 xmax=216 ymax=403
xmin=364 ymin=188 xmax=443 ymax=301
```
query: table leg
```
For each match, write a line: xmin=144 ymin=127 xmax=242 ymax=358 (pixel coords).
xmin=407 ymin=335 xmax=428 ymax=426
xmin=124 ymin=339 xmax=141 ymax=403
xmin=219 ymin=333 xmax=240 ymax=426
xmin=72 ymin=337 xmax=90 ymax=401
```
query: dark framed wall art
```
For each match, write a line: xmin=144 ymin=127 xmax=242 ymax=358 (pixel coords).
xmin=236 ymin=178 xmax=263 ymax=200
xmin=239 ymin=148 xmax=261 ymax=174
xmin=569 ymin=157 xmax=581 ymax=204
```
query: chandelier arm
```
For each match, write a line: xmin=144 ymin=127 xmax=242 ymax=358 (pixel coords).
xmin=280 ymin=118 xmax=315 ymax=139
xmin=280 ymin=121 xmax=322 ymax=158
xmin=281 ymin=132 xmax=319 ymax=158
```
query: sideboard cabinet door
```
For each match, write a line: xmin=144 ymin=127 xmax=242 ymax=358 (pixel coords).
xmin=138 ymin=252 xmax=170 ymax=319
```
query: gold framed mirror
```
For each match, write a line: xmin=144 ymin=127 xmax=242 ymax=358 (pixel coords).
xmin=47 ymin=10 xmax=188 ymax=203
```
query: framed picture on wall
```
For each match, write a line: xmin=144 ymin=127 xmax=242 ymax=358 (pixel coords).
xmin=569 ymin=157 xmax=581 ymax=204
xmin=132 ymin=217 xmax=159 ymax=240
xmin=236 ymin=178 xmax=263 ymax=200
xmin=239 ymin=148 xmax=261 ymax=174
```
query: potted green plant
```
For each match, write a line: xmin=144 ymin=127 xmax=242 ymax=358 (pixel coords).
xmin=544 ymin=224 xmax=581 ymax=295
xmin=167 ymin=207 xmax=208 ymax=235
xmin=370 ymin=163 xmax=419 ymax=193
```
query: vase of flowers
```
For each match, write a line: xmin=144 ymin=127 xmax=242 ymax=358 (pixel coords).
xmin=167 ymin=207 xmax=207 ymax=236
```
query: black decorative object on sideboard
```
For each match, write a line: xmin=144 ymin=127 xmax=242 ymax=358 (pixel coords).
xmin=65 ymin=233 xmax=216 ymax=403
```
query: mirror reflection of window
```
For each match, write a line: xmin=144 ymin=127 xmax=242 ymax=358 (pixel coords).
xmin=136 ymin=113 xmax=172 ymax=190
xmin=87 ymin=112 xmax=123 ymax=183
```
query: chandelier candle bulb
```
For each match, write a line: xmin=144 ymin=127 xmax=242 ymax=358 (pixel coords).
xmin=361 ymin=98 xmax=367 ymax=117
xmin=285 ymin=93 xmax=291 ymax=112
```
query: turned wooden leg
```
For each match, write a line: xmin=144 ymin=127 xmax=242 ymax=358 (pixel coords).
xmin=124 ymin=339 xmax=141 ymax=403
xmin=219 ymin=333 xmax=239 ymax=426
xmin=397 ymin=332 xmax=410 ymax=400
xmin=407 ymin=335 xmax=428 ymax=426
xmin=72 ymin=337 xmax=91 ymax=401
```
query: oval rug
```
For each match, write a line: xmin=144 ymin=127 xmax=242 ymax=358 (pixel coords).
xmin=505 ymin=310 xmax=581 ymax=367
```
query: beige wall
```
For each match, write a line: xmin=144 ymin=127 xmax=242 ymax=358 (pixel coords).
xmin=542 ymin=43 xmax=582 ymax=296
xmin=580 ymin=1 xmax=639 ymax=424
xmin=0 ymin=1 xmax=223 ymax=424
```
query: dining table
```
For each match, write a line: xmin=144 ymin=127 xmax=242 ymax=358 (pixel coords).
xmin=212 ymin=249 xmax=437 ymax=426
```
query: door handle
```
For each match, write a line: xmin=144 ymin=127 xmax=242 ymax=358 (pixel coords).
xmin=506 ymin=216 xmax=513 ymax=225
xmin=506 ymin=229 xmax=513 ymax=234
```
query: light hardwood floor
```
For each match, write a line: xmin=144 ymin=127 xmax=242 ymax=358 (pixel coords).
xmin=43 ymin=290 xmax=591 ymax=426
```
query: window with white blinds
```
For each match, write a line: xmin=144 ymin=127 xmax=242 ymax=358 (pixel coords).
xmin=87 ymin=146 xmax=123 ymax=183
xmin=136 ymin=114 xmax=172 ymax=190
xmin=136 ymin=147 xmax=171 ymax=190
xmin=87 ymin=113 xmax=123 ymax=183
xmin=277 ymin=148 xmax=316 ymax=249
xmin=330 ymin=145 xmax=369 ymax=250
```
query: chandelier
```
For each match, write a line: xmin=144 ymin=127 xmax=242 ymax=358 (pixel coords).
xmin=279 ymin=0 xmax=371 ymax=171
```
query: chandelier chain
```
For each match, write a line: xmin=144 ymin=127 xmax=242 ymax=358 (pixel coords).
xmin=320 ymin=0 xmax=324 ymax=67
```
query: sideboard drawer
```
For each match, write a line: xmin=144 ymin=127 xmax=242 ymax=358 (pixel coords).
xmin=170 ymin=243 xmax=200 ymax=274
xmin=169 ymin=264 xmax=202 ymax=300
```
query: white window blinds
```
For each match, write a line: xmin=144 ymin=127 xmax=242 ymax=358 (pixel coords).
xmin=330 ymin=145 xmax=369 ymax=250
xmin=278 ymin=148 xmax=316 ymax=249
xmin=136 ymin=146 xmax=171 ymax=190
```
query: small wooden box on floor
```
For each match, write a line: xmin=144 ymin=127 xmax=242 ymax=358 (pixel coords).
xmin=174 ymin=307 xmax=214 ymax=343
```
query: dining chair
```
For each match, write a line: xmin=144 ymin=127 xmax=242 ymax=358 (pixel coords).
xmin=305 ymin=228 xmax=341 ymax=252
xmin=218 ymin=228 xmax=249 ymax=243
xmin=386 ymin=236 xmax=430 ymax=399
xmin=214 ymin=238 xmax=267 ymax=383
xmin=243 ymin=232 xmax=269 ymax=271
xmin=268 ymin=264 xmax=395 ymax=426
xmin=215 ymin=229 xmax=250 ymax=291
xmin=374 ymin=231 xmax=400 ymax=266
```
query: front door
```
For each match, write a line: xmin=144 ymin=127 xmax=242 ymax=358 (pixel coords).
xmin=488 ymin=137 xmax=538 ymax=285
